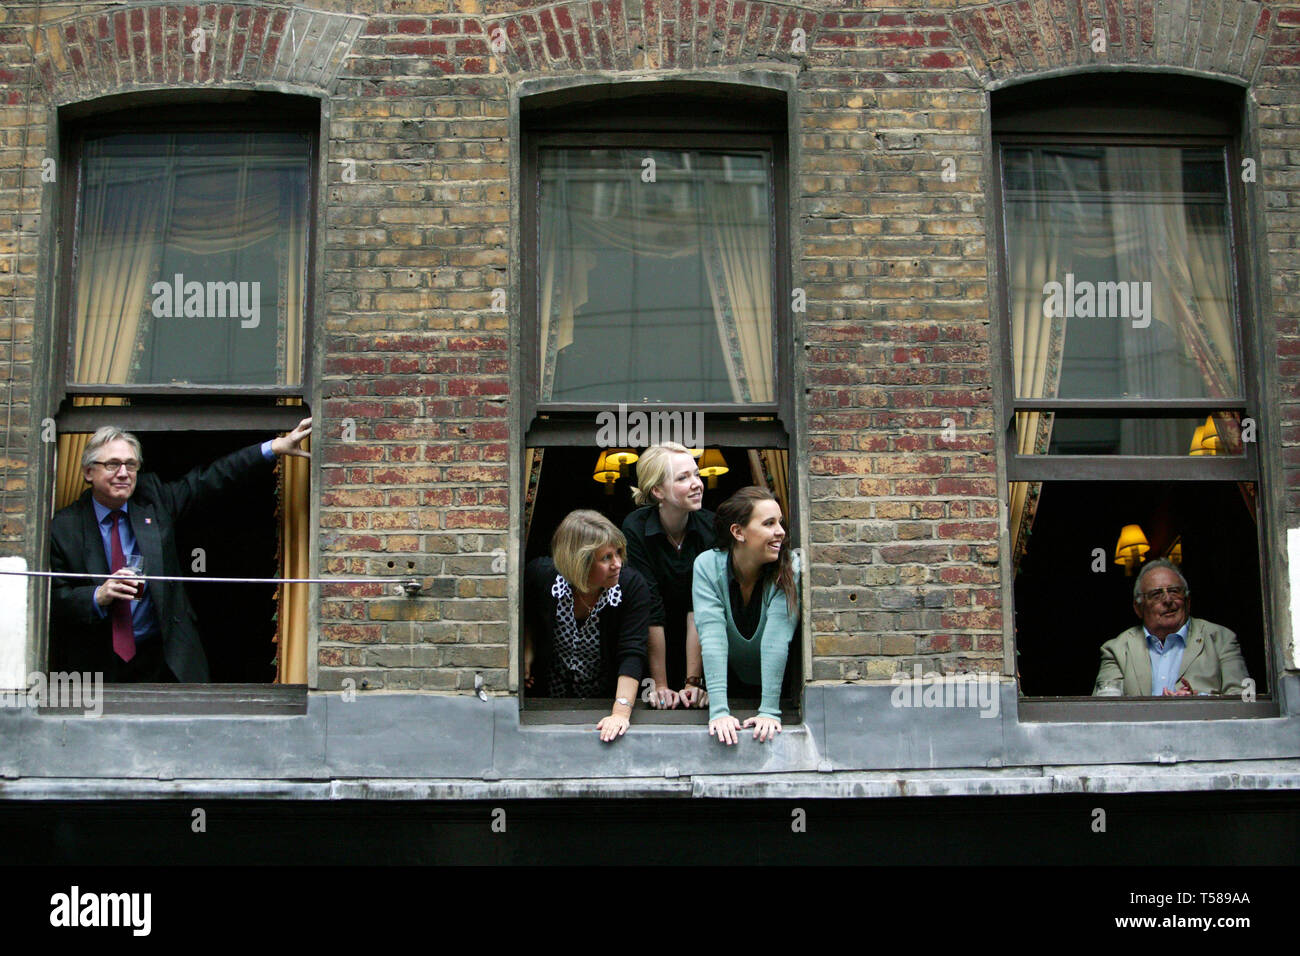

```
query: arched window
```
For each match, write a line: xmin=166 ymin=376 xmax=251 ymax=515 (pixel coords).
xmin=47 ymin=95 xmax=318 ymax=688
xmin=518 ymin=81 xmax=800 ymax=717
xmin=995 ymin=74 xmax=1272 ymax=714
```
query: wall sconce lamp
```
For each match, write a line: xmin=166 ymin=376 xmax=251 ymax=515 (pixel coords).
xmin=592 ymin=451 xmax=620 ymax=496
xmin=1114 ymin=523 xmax=1150 ymax=576
xmin=604 ymin=448 xmax=639 ymax=478
xmin=698 ymin=448 xmax=729 ymax=489
xmin=1190 ymin=416 xmax=1220 ymax=455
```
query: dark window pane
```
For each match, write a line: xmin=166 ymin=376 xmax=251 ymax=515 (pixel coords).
xmin=1013 ymin=480 xmax=1263 ymax=696
xmin=1002 ymin=145 xmax=1240 ymax=401
xmin=1018 ymin=413 xmax=1247 ymax=456
xmin=72 ymin=132 xmax=310 ymax=387
xmin=538 ymin=149 xmax=773 ymax=403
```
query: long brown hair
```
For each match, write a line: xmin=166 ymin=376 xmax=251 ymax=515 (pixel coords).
xmin=713 ymin=486 xmax=797 ymax=614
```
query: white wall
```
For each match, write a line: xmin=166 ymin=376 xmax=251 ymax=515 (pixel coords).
xmin=0 ymin=556 xmax=27 ymax=689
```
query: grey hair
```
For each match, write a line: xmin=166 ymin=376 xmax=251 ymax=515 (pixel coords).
xmin=81 ymin=426 xmax=143 ymax=472
xmin=1133 ymin=559 xmax=1189 ymax=603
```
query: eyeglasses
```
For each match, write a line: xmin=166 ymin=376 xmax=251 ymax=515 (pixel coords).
xmin=92 ymin=459 xmax=140 ymax=473
xmin=1140 ymin=586 xmax=1186 ymax=602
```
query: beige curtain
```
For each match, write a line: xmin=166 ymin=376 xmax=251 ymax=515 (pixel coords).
xmin=55 ymin=172 xmax=169 ymax=509
xmin=167 ymin=167 xmax=282 ymax=255
xmin=1155 ymin=153 xmax=1253 ymax=516
xmin=276 ymin=180 xmax=310 ymax=685
xmin=1007 ymin=146 xmax=1255 ymax=568
xmin=533 ymin=154 xmax=790 ymax=521
xmin=54 ymin=146 xmax=311 ymax=683
xmin=1005 ymin=171 xmax=1067 ymax=568
xmin=538 ymin=177 xmax=594 ymax=388
xmin=698 ymin=174 xmax=788 ymax=515
xmin=523 ymin=447 xmax=544 ymax=547
xmin=1107 ymin=149 xmax=1252 ymax=516
xmin=700 ymin=177 xmax=774 ymax=404
xmin=1107 ymin=150 xmax=1197 ymax=455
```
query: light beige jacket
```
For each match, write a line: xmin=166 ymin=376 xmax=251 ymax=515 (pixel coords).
xmin=1093 ymin=618 xmax=1249 ymax=696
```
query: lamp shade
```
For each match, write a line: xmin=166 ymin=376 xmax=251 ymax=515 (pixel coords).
xmin=698 ymin=448 xmax=729 ymax=489
xmin=604 ymin=448 xmax=639 ymax=480
xmin=1114 ymin=523 xmax=1150 ymax=563
xmin=605 ymin=449 xmax=639 ymax=469
xmin=1201 ymin=415 xmax=1220 ymax=453
xmin=593 ymin=451 xmax=620 ymax=494
xmin=1189 ymin=424 xmax=1208 ymax=455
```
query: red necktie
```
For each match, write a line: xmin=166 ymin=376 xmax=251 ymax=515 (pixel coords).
xmin=108 ymin=511 xmax=136 ymax=663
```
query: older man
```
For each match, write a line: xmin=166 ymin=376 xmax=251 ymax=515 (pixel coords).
xmin=1093 ymin=559 xmax=1249 ymax=697
xmin=49 ymin=420 xmax=311 ymax=683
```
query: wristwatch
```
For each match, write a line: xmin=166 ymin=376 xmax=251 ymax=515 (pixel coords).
xmin=615 ymin=697 xmax=633 ymax=708
xmin=685 ymin=676 xmax=705 ymax=689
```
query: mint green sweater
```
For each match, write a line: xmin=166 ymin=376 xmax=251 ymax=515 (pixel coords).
xmin=692 ymin=548 xmax=800 ymax=721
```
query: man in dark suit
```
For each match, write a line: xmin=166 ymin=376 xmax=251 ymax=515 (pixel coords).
xmin=49 ymin=419 xmax=311 ymax=683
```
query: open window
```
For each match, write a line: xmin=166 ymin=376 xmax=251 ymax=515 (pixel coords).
xmin=48 ymin=96 xmax=317 ymax=686
xmin=519 ymin=83 xmax=799 ymax=718
xmin=994 ymin=75 xmax=1273 ymax=715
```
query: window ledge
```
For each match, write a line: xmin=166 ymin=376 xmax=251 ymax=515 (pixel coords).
xmin=1017 ymin=695 xmax=1277 ymax=722
xmin=521 ymin=697 xmax=801 ymax=725
xmin=38 ymin=683 xmax=307 ymax=717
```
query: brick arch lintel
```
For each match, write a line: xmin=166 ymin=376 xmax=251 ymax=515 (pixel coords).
xmin=514 ymin=64 xmax=799 ymax=102
xmin=28 ymin=3 xmax=366 ymax=107
xmin=950 ymin=0 xmax=1275 ymax=89
xmin=479 ymin=0 xmax=823 ymax=77
xmin=983 ymin=62 xmax=1254 ymax=94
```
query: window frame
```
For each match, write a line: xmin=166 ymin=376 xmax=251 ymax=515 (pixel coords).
xmin=36 ymin=96 xmax=322 ymax=700
xmin=54 ymin=100 xmax=320 ymax=433
xmin=520 ymin=106 xmax=794 ymax=450
xmin=998 ymin=132 xmax=1258 ymax=484
xmin=517 ymin=87 xmax=802 ymax=720
xmin=991 ymin=82 xmax=1278 ymax=718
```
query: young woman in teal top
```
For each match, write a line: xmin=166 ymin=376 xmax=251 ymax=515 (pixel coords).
xmin=692 ymin=486 xmax=800 ymax=745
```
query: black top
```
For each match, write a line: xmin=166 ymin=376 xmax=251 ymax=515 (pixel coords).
xmin=726 ymin=553 xmax=765 ymax=641
xmin=620 ymin=505 xmax=716 ymax=689
xmin=524 ymin=557 xmax=650 ymax=699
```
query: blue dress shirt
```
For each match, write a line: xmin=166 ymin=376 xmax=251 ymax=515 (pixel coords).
xmin=90 ymin=441 xmax=275 ymax=639
xmin=1146 ymin=622 xmax=1189 ymax=695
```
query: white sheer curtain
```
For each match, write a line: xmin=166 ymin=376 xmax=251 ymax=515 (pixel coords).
xmin=528 ymin=152 xmax=789 ymax=533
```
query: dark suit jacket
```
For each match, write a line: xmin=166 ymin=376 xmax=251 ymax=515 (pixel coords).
xmin=49 ymin=444 xmax=273 ymax=683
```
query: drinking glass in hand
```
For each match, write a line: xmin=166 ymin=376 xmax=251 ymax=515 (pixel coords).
xmin=122 ymin=553 xmax=145 ymax=600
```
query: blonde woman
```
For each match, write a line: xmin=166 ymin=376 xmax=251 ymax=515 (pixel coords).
xmin=524 ymin=510 xmax=652 ymax=741
xmin=621 ymin=443 xmax=716 ymax=709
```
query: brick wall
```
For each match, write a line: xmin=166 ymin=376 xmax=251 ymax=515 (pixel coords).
xmin=1 ymin=0 xmax=1297 ymax=691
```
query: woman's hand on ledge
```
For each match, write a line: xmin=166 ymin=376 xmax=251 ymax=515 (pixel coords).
xmin=709 ymin=715 xmax=742 ymax=746
xmin=678 ymin=685 xmax=706 ymax=709
xmin=744 ymin=715 xmax=782 ymax=742
xmin=596 ymin=713 xmax=630 ymax=742
xmin=647 ymin=681 xmax=680 ymax=710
